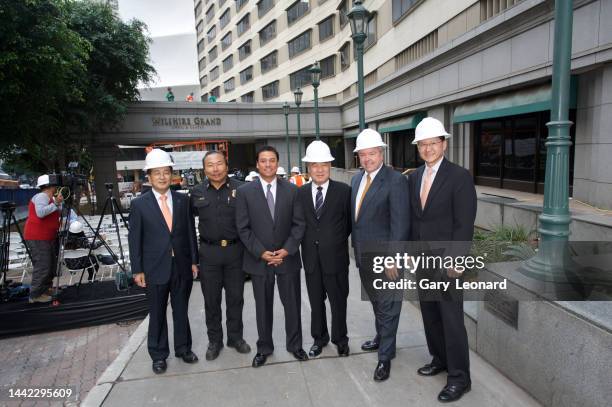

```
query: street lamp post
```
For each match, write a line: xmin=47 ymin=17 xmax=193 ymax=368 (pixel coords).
xmin=348 ymin=0 xmax=370 ymax=132
xmin=309 ymin=61 xmax=322 ymax=140
xmin=294 ymin=88 xmax=303 ymax=173
xmin=283 ymin=102 xmax=291 ymax=171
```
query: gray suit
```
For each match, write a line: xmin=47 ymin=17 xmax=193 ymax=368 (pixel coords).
xmin=236 ymin=178 xmax=306 ymax=354
xmin=351 ymin=165 xmax=410 ymax=361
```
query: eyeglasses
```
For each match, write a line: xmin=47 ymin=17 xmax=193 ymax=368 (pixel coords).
xmin=417 ymin=140 xmax=443 ymax=150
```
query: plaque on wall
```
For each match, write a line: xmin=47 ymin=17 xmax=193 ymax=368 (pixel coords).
xmin=484 ymin=290 xmax=519 ymax=329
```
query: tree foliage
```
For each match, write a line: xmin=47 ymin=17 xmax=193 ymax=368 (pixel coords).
xmin=0 ymin=0 xmax=155 ymax=175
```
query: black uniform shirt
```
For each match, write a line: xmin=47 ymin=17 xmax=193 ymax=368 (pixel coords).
xmin=190 ymin=177 xmax=244 ymax=242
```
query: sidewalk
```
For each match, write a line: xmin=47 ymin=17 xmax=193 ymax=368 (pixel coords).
xmin=84 ymin=260 xmax=542 ymax=407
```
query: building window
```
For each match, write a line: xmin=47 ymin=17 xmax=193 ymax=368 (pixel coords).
xmin=206 ymin=5 xmax=215 ymax=23
xmin=211 ymin=86 xmax=220 ymax=98
xmin=223 ymin=54 xmax=233 ymax=72
xmin=224 ymin=77 xmax=235 ymax=92
xmin=257 ymin=0 xmax=274 ymax=18
xmin=238 ymin=40 xmax=252 ymax=60
xmin=196 ymin=19 xmax=204 ymax=34
xmin=262 ymin=80 xmax=279 ymax=100
xmin=209 ymin=45 xmax=218 ymax=62
xmin=207 ymin=25 xmax=217 ymax=43
xmin=236 ymin=0 xmax=248 ymax=12
xmin=195 ymin=1 xmax=203 ymax=18
xmin=290 ymin=66 xmax=311 ymax=91
xmin=392 ymin=0 xmax=419 ymax=23
xmin=364 ymin=14 xmax=377 ymax=49
xmin=210 ymin=66 xmax=219 ymax=81
xmin=237 ymin=14 xmax=250 ymax=36
xmin=318 ymin=15 xmax=334 ymax=42
xmin=198 ymin=57 xmax=207 ymax=72
xmin=241 ymin=91 xmax=254 ymax=102
xmin=288 ymin=30 xmax=311 ymax=58
xmin=339 ymin=42 xmax=350 ymax=70
xmin=221 ymin=32 xmax=232 ymax=50
xmin=200 ymin=75 xmax=208 ymax=86
xmin=197 ymin=39 xmax=205 ymax=54
xmin=260 ymin=50 xmax=277 ymax=73
xmin=259 ymin=20 xmax=276 ymax=46
xmin=287 ymin=0 xmax=309 ymax=26
xmin=338 ymin=0 xmax=348 ymax=28
xmin=220 ymin=8 xmax=231 ymax=28
xmin=240 ymin=66 xmax=253 ymax=84
xmin=320 ymin=55 xmax=335 ymax=79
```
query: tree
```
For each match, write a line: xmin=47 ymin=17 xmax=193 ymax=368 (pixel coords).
xmin=0 ymin=0 xmax=155 ymax=174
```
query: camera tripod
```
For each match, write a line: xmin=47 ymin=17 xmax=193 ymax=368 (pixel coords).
xmin=1 ymin=201 xmax=31 ymax=302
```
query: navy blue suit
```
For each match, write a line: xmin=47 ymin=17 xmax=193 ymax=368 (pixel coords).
xmin=129 ymin=190 xmax=198 ymax=361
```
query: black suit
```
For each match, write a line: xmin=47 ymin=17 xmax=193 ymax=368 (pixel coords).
xmin=236 ymin=178 xmax=306 ymax=355
xmin=128 ymin=190 xmax=198 ymax=361
xmin=299 ymin=180 xmax=351 ymax=347
xmin=408 ymin=158 xmax=477 ymax=387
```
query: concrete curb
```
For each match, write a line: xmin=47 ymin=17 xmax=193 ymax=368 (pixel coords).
xmin=81 ymin=317 xmax=149 ymax=407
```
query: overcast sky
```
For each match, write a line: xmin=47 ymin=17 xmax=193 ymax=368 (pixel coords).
xmin=117 ymin=0 xmax=196 ymax=37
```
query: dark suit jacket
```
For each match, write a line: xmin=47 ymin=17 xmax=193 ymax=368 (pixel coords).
xmin=128 ymin=190 xmax=198 ymax=284
xmin=407 ymin=158 xmax=477 ymax=244
xmin=298 ymin=180 xmax=351 ymax=275
xmin=351 ymin=165 xmax=410 ymax=251
xmin=235 ymin=178 xmax=305 ymax=276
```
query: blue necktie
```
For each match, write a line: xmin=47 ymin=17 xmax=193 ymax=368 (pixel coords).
xmin=266 ymin=184 xmax=275 ymax=221
xmin=315 ymin=186 xmax=323 ymax=218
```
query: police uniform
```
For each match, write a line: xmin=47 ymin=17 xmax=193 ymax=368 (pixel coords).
xmin=191 ymin=177 xmax=246 ymax=347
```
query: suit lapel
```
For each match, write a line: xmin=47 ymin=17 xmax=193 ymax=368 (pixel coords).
xmin=351 ymin=171 xmax=363 ymax=221
xmin=423 ymin=159 xmax=449 ymax=213
xmin=357 ymin=166 xmax=385 ymax=222
xmin=415 ymin=166 xmax=425 ymax=217
xmin=305 ymin=182 xmax=316 ymax=217
xmin=170 ymin=190 xmax=180 ymax=233
xmin=145 ymin=191 xmax=171 ymax=234
xmin=274 ymin=179 xmax=287 ymax=222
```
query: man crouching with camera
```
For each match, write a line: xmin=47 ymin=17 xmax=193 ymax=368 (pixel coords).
xmin=23 ymin=174 xmax=63 ymax=303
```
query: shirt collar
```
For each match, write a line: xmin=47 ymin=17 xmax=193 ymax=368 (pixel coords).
xmin=425 ymin=157 xmax=444 ymax=174
xmin=259 ymin=176 xmax=277 ymax=189
xmin=365 ymin=163 xmax=384 ymax=179
xmin=312 ymin=179 xmax=329 ymax=191
xmin=206 ymin=177 xmax=229 ymax=190
xmin=152 ymin=188 xmax=171 ymax=200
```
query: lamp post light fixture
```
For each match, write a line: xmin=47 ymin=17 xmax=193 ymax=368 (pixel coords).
xmin=283 ymin=101 xmax=291 ymax=171
xmin=347 ymin=0 xmax=370 ymax=132
xmin=309 ymin=60 xmax=322 ymax=140
xmin=294 ymin=87 xmax=303 ymax=173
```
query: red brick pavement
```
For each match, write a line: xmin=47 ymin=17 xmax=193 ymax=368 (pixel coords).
xmin=0 ymin=320 xmax=142 ymax=406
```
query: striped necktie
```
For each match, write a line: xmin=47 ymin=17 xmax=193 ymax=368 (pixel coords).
xmin=315 ymin=186 xmax=323 ymax=218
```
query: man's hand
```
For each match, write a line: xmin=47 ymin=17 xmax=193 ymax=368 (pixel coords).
xmin=54 ymin=194 xmax=64 ymax=205
xmin=192 ymin=264 xmax=199 ymax=278
xmin=133 ymin=272 xmax=146 ymax=288
xmin=385 ymin=265 xmax=399 ymax=280
xmin=268 ymin=249 xmax=288 ymax=266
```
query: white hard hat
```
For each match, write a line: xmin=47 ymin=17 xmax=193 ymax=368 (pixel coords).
xmin=276 ymin=167 xmax=287 ymax=176
xmin=291 ymin=166 xmax=301 ymax=174
xmin=413 ymin=117 xmax=451 ymax=144
xmin=302 ymin=140 xmax=335 ymax=163
xmin=353 ymin=129 xmax=387 ymax=152
xmin=245 ymin=170 xmax=258 ymax=181
xmin=143 ymin=148 xmax=175 ymax=171
xmin=69 ymin=221 xmax=83 ymax=234
xmin=36 ymin=174 xmax=51 ymax=188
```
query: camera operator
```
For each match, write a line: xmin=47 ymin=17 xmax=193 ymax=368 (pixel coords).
xmin=23 ymin=174 xmax=63 ymax=303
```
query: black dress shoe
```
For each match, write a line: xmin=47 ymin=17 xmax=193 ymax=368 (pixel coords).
xmin=361 ymin=339 xmax=379 ymax=351
xmin=417 ymin=363 xmax=446 ymax=376
xmin=205 ymin=342 xmax=223 ymax=361
xmin=292 ymin=348 xmax=309 ymax=361
xmin=177 ymin=350 xmax=199 ymax=364
xmin=337 ymin=344 xmax=350 ymax=357
xmin=308 ymin=344 xmax=324 ymax=358
xmin=437 ymin=383 xmax=471 ymax=402
xmin=152 ymin=359 xmax=167 ymax=374
xmin=228 ymin=339 xmax=252 ymax=354
xmin=252 ymin=353 xmax=267 ymax=367
xmin=373 ymin=360 xmax=391 ymax=382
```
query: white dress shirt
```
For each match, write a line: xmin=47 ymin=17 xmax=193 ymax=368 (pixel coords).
xmin=355 ymin=163 xmax=383 ymax=215
xmin=419 ymin=158 xmax=444 ymax=195
xmin=311 ymin=180 xmax=330 ymax=208
xmin=152 ymin=188 xmax=173 ymax=215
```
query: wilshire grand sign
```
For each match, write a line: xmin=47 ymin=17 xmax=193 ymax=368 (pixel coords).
xmin=151 ymin=116 xmax=222 ymax=130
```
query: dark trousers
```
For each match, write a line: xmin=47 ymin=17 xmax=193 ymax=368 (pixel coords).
xmin=251 ymin=271 xmax=302 ymax=355
xmin=27 ymin=240 xmax=57 ymax=298
xmin=199 ymin=244 xmax=245 ymax=345
xmin=420 ymin=299 xmax=470 ymax=386
xmin=305 ymin=257 xmax=349 ymax=347
xmin=146 ymin=259 xmax=193 ymax=361
xmin=370 ymin=298 xmax=402 ymax=361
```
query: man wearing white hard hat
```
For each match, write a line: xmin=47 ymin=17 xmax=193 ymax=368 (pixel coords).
xmin=23 ymin=174 xmax=63 ymax=303
xmin=289 ymin=166 xmax=306 ymax=186
xmin=128 ymin=148 xmax=200 ymax=374
xmin=350 ymin=128 xmax=410 ymax=381
xmin=408 ymin=117 xmax=476 ymax=402
xmin=298 ymin=141 xmax=351 ymax=358
xmin=276 ymin=166 xmax=287 ymax=178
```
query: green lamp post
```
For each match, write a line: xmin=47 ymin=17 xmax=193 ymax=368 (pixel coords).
xmin=283 ymin=101 xmax=291 ymax=171
xmin=347 ymin=0 xmax=370 ymax=132
xmin=309 ymin=60 xmax=322 ymax=140
xmin=294 ymin=87 xmax=303 ymax=173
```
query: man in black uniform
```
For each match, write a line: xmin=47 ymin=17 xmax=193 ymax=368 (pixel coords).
xmin=191 ymin=151 xmax=252 ymax=360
